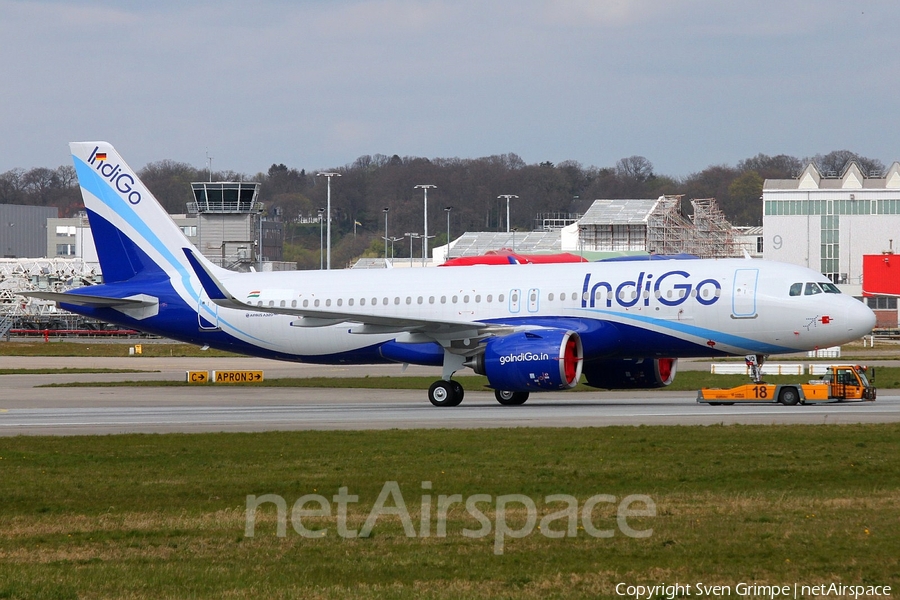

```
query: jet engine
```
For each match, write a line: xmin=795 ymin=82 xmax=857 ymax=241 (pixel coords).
xmin=466 ymin=329 xmax=583 ymax=392
xmin=582 ymin=357 xmax=677 ymax=389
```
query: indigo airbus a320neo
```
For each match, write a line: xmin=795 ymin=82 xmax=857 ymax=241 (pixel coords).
xmin=26 ymin=142 xmax=876 ymax=407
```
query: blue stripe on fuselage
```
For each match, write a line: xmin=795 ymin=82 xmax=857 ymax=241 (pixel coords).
xmin=579 ymin=308 xmax=794 ymax=355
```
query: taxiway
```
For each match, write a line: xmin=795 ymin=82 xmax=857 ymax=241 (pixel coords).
xmin=1 ymin=356 xmax=897 ymax=436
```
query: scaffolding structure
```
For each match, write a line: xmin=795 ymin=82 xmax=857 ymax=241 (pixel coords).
xmin=690 ymin=198 xmax=740 ymax=258
xmin=646 ymin=195 xmax=695 ymax=255
xmin=578 ymin=195 xmax=743 ymax=258
xmin=0 ymin=258 xmax=112 ymax=336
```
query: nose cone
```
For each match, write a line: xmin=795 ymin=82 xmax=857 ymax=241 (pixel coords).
xmin=844 ymin=298 xmax=877 ymax=338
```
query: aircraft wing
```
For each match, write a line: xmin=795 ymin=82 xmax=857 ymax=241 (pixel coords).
xmin=183 ymin=249 xmax=504 ymax=338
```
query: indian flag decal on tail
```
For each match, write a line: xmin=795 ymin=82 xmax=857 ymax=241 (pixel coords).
xmin=247 ymin=291 xmax=261 ymax=299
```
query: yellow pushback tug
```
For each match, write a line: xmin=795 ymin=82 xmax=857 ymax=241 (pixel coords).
xmin=698 ymin=358 xmax=876 ymax=406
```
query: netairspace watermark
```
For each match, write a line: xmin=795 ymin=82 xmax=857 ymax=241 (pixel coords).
xmin=244 ymin=481 xmax=655 ymax=555
xmin=615 ymin=582 xmax=893 ymax=599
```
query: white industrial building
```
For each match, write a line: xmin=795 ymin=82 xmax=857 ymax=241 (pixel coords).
xmin=430 ymin=196 xmax=755 ymax=264
xmin=762 ymin=161 xmax=900 ymax=301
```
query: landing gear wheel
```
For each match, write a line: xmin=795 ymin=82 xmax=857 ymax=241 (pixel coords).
xmin=429 ymin=380 xmax=462 ymax=407
xmin=450 ymin=380 xmax=464 ymax=403
xmin=779 ymin=387 xmax=800 ymax=406
xmin=494 ymin=390 xmax=529 ymax=406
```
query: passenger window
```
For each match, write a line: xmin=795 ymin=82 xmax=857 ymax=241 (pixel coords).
xmin=789 ymin=283 xmax=802 ymax=296
xmin=548 ymin=293 xmax=555 ymax=301
xmin=498 ymin=294 xmax=505 ymax=302
xmin=804 ymin=282 xmax=822 ymax=295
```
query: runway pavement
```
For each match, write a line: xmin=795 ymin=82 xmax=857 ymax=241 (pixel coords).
xmin=1 ymin=356 xmax=898 ymax=435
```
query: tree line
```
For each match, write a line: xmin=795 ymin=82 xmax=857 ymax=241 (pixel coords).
xmin=0 ymin=149 xmax=886 ymax=269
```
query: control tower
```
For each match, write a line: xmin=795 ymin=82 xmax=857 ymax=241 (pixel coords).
xmin=187 ymin=181 xmax=283 ymax=271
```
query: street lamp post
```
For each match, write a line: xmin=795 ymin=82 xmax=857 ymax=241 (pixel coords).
xmin=317 ymin=207 xmax=325 ymax=270
xmin=444 ymin=206 xmax=452 ymax=261
xmin=404 ymin=232 xmax=420 ymax=268
xmin=317 ymin=172 xmax=341 ymax=270
xmin=422 ymin=236 xmax=434 ymax=267
xmin=387 ymin=236 xmax=402 ymax=260
xmin=414 ymin=184 xmax=436 ymax=264
xmin=382 ymin=207 xmax=390 ymax=263
xmin=498 ymin=194 xmax=518 ymax=233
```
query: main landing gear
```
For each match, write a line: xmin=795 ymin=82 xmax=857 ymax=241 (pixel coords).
xmin=427 ymin=380 xmax=531 ymax=407
xmin=494 ymin=390 xmax=529 ymax=405
xmin=428 ymin=380 xmax=464 ymax=407
xmin=427 ymin=348 xmax=527 ymax=407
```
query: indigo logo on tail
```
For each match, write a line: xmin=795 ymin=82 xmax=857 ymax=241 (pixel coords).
xmin=88 ymin=146 xmax=142 ymax=205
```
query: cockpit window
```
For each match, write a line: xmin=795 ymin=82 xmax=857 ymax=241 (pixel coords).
xmin=789 ymin=283 xmax=802 ymax=296
xmin=820 ymin=282 xmax=841 ymax=294
xmin=804 ymin=282 xmax=823 ymax=295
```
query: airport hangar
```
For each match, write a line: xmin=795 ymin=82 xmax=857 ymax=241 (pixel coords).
xmin=763 ymin=161 xmax=900 ymax=329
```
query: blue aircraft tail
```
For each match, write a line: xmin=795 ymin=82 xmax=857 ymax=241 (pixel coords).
xmin=69 ymin=141 xmax=221 ymax=285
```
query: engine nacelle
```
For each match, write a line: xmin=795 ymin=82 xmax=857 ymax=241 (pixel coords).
xmin=468 ymin=329 xmax=583 ymax=392
xmin=582 ymin=357 xmax=677 ymax=389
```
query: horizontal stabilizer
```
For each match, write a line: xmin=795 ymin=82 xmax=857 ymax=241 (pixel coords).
xmin=20 ymin=291 xmax=157 ymax=309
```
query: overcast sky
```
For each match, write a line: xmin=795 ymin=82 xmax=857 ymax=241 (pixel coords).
xmin=2 ymin=0 xmax=897 ymax=177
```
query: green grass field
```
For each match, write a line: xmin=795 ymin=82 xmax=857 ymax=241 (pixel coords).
xmin=2 ymin=340 xmax=898 ymax=597
xmin=1 ymin=425 xmax=897 ymax=599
